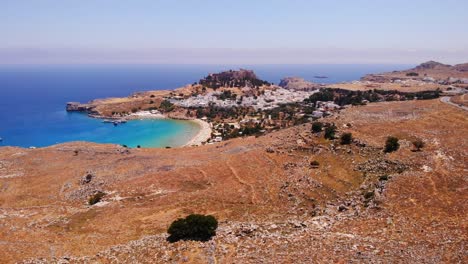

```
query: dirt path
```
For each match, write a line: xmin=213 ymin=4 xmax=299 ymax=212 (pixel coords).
xmin=227 ymin=163 xmax=258 ymax=205
xmin=440 ymin=96 xmax=468 ymax=111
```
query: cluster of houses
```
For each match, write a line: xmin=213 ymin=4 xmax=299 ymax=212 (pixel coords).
xmin=170 ymin=87 xmax=319 ymax=110
xmin=162 ymin=85 xmax=349 ymax=145
xmin=312 ymin=101 xmax=341 ymax=118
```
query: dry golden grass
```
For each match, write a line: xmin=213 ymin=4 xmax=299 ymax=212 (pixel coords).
xmin=451 ymin=94 xmax=468 ymax=107
xmin=1 ymin=99 xmax=466 ymax=262
xmin=328 ymin=81 xmax=445 ymax=92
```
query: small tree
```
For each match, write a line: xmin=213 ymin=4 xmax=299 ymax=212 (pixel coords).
xmin=412 ymin=139 xmax=425 ymax=151
xmin=88 ymin=191 xmax=105 ymax=205
xmin=324 ymin=125 xmax=337 ymax=140
xmin=384 ymin=136 xmax=400 ymax=153
xmin=159 ymin=100 xmax=175 ymax=112
xmin=310 ymin=160 xmax=320 ymax=168
xmin=406 ymin=72 xmax=419 ymax=77
xmin=311 ymin=122 xmax=323 ymax=133
xmin=167 ymin=214 xmax=218 ymax=243
xmin=340 ymin=133 xmax=352 ymax=145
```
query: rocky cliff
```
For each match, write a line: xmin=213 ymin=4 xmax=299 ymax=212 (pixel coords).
xmin=199 ymin=69 xmax=270 ymax=89
xmin=66 ymin=102 xmax=92 ymax=112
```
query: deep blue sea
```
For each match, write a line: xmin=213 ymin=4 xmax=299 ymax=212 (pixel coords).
xmin=0 ymin=64 xmax=411 ymax=148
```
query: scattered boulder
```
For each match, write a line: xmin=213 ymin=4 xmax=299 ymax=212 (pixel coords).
xmin=356 ymin=158 xmax=407 ymax=175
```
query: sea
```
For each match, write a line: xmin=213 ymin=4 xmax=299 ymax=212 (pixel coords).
xmin=0 ymin=64 xmax=411 ymax=148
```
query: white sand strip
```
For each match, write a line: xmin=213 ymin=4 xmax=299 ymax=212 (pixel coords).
xmin=184 ymin=119 xmax=212 ymax=146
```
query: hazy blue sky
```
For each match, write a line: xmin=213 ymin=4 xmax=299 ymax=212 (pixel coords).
xmin=1 ymin=0 xmax=467 ymax=64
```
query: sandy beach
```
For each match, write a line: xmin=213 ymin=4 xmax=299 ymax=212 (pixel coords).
xmin=184 ymin=119 xmax=212 ymax=146
xmin=129 ymin=111 xmax=212 ymax=146
xmin=100 ymin=110 xmax=211 ymax=147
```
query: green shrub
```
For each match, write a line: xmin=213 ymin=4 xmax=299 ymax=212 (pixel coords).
xmin=406 ymin=72 xmax=419 ymax=77
xmin=311 ymin=122 xmax=323 ymax=133
xmin=324 ymin=125 xmax=337 ymax=140
xmin=363 ymin=191 xmax=374 ymax=200
xmin=159 ymin=100 xmax=175 ymax=112
xmin=167 ymin=214 xmax=218 ymax=243
xmin=340 ymin=133 xmax=352 ymax=145
xmin=384 ymin=136 xmax=400 ymax=153
xmin=379 ymin=175 xmax=389 ymax=181
xmin=412 ymin=139 xmax=425 ymax=151
xmin=88 ymin=191 xmax=105 ymax=205
xmin=310 ymin=160 xmax=320 ymax=168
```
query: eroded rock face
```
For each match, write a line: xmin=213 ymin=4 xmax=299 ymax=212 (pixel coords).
xmin=279 ymin=77 xmax=318 ymax=91
xmin=199 ymin=69 xmax=270 ymax=88
xmin=66 ymin=102 xmax=91 ymax=112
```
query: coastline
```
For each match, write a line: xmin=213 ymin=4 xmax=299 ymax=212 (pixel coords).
xmin=123 ymin=111 xmax=212 ymax=147
xmin=89 ymin=110 xmax=211 ymax=147
xmin=184 ymin=119 xmax=212 ymax=147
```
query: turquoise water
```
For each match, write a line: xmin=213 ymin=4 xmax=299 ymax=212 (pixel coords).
xmin=51 ymin=113 xmax=200 ymax=148
xmin=2 ymin=110 xmax=200 ymax=148
xmin=0 ymin=64 xmax=411 ymax=148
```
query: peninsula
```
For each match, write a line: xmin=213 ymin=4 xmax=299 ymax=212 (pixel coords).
xmin=66 ymin=64 xmax=467 ymax=146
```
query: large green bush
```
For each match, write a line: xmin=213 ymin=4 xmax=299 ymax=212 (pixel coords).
xmin=340 ymin=133 xmax=353 ymax=145
xmin=412 ymin=138 xmax=425 ymax=151
xmin=311 ymin=122 xmax=323 ymax=133
xmin=167 ymin=214 xmax=218 ymax=243
xmin=384 ymin=136 xmax=400 ymax=153
xmin=88 ymin=191 xmax=105 ymax=205
xmin=324 ymin=124 xmax=337 ymax=139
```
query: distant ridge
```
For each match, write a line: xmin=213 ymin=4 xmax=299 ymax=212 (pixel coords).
xmin=453 ymin=63 xmax=468 ymax=72
xmin=413 ymin=61 xmax=451 ymax=71
xmin=410 ymin=61 xmax=468 ymax=72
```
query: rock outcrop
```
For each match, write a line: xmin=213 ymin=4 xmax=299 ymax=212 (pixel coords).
xmin=66 ymin=102 xmax=91 ymax=112
xmin=199 ymin=69 xmax=270 ymax=89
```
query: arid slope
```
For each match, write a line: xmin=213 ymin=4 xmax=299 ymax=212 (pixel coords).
xmin=0 ymin=99 xmax=466 ymax=263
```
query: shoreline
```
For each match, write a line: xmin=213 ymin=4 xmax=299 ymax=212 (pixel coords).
xmin=89 ymin=110 xmax=211 ymax=148
xmin=184 ymin=119 xmax=212 ymax=147
xmin=120 ymin=110 xmax=212 ymax=147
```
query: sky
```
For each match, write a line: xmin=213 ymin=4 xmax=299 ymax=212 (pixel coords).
xmin=1 ymin=0 xmax=467 ymax=64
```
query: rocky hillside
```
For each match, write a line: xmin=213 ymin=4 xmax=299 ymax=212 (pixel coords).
xmin=413 ymin=60 xmax=452 ymax=70
xmin=362 ymin=60 xmax=468 ymax=82
xmin=278 ymin=77 xmax=319 ymax=91
xmin=453 ymin=63 xmax=468 ymax=72
xmin=411 ymin=61 xmax=468 ymax=72
xmin=198 ymin=69 xmax=271 ymax=89
xmin=1 ymin=99 xmax=467 ymax=263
